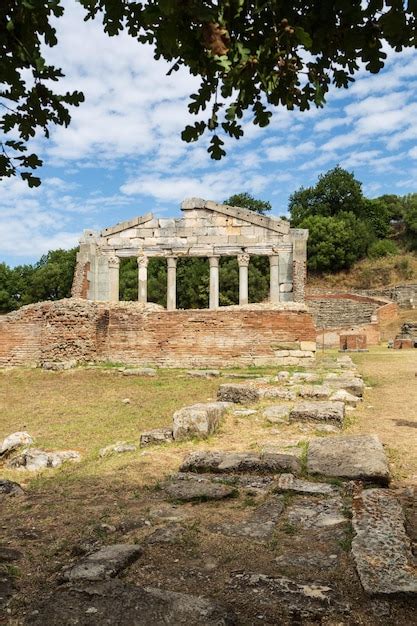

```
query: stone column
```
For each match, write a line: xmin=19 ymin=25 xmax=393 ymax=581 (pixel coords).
xmin=167 ymin=257 xmax=177 ymax=311
xmin=137 ymin=254 xmax=148 ymax=304
xmin=108 ymin=255 xmax=120 ymax=303
xmin=209 ymin=257 xmax=220 ymax=309
xmin=237 ymin=253 xmax=250 ymax=306
xmin=269 ymin=254 xmax=280 ymax=304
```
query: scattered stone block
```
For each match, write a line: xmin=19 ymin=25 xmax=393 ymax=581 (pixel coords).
xmin=275 ymin=473 xmax=337 ymax=495
xmin=99 ymin=442 xmax=137 ymax=457
xmin=289 ymin=401 xmax=345 ymax=427
xmin=291 ymin=372 xmax=319 ymax=383
xmin=259 ymin=387 xmax=297 ymax=401
xmin=140 ymin=428 xmax=174 ymax=446
xmin=329 ymin=389 xmax=361 ymax=406
xmin=352 ymin=488 xmax=417 ymax=594
xmin=314 ymin=424 xmax=341 ymax=434
xmin=122 ymin=367 xmax=156 ymax=377
xmin=326 ymin=377 xmax=365 ymax=397
xmin=121 ymin=398 xmax=131 ymax=404
xmin=180 ymin=450 xmax=301 ymax=475
xmin=232 ymin=408 xmax=257 ymax=416
xmin=172 ymin=402 xmax=230 ymax=440
xmin=164 ymin=479 xmax=237 ymax=502
xmin=0 ymin=478 xmax=24 ymax=496
xmin=0 ymin=431 xmax=33 ymax=456
xmin=187 ymin=369 xmax=220 ymax=378
xmin=217 ymin=383 xmax=259 ymax=404
xmin=219 ymin=496 xmax=284 ymax=540
xmin=307 ymin=435 xmax=390 ymax=485
xmin=275 ymin=371 xmax=290 ymax=381
xmin=62 ymin=544 xmax=142 ymax=582
xmin=27 ymin=580 xmax=236 ymax=626
xmin=263 ymin=404 xmax=291 ymax=423
xmin=7 ymin=448 xmax=80 ymax=471
xmin=297 ymin=384 xmax=332 ymax=399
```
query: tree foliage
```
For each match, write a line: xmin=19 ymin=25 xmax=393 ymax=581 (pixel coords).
xmin=2 ymin=1 xmax=417 ymax=183
xmin=223 ymin=192 xmax=271 ymax=214
xmin=1 ymin=1 xmax=84 ymax=186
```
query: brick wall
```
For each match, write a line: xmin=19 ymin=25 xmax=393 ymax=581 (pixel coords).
xmin=0 ymin=300 xmax=316 ymax=368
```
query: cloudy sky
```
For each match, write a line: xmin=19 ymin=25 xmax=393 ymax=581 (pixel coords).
xmin=2 ymin=3 xmax=417 ymax=266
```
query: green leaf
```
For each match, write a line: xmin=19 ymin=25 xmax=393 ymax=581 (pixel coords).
xmin=294 ymin=27 xmax=313 ymax=49
xmin=208 ymin=135 xmax=226 ymax=160
xmin=21 ymin=172 xmax=41 ymax=187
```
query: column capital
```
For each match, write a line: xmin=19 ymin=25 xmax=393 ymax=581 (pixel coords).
xmin=167 ymin=257 xmax=177 ymax=269
xmin=237 ymin=252 xmax=250 ymax=267
xmin=269 ymin=254 xmax=279 ymax=267
xmin=137 ymin=254 xmax=149 ymax=268
xmin=209 ymin=256 xmax=220 ymax=268
xmin=108 ymin=255 xmax=120 ymax=269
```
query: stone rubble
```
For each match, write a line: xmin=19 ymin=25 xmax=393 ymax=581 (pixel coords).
xmin=263 ymin=404 xmax=291 ymax=423
xmin=0 ymin=431 xmax=33 ymax=456
xmin=163 ymin=479 xmax=237 ymax=502
xmin=99 ymin=442 xmax=137 ymax=457
xmin=0 ymin=478 xmax=24 ymax=496
xmin=297 ymin=384 xmax=332 ymax=399
xmin=217 ymin=383 xmax=260 ymax=404
xmin=6 ymin=448 xmax=80 ymax=471
xmin=218 ymin=496 xmax=284 ymax=540
xmin=122 ymin=367 xmax=157 ymax=377
xmin=275 ymin=473 xmax=337 ymax=495
xmin=140 ymin=428 xmax=174 ymax=447
xmin=187 ymin=369 xmax=221 ymax=378
xmin=180 ymin=450 xmax=301 ymax=475
xmin=329 ymin=389 xmax=361 ymax=406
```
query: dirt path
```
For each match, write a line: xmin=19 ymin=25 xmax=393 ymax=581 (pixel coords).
xmin=347 ymin=348 xmax=417 ymax=484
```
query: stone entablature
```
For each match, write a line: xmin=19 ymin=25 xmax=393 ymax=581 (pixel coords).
xmin=72 ymin=198 xmax=308 ymax=308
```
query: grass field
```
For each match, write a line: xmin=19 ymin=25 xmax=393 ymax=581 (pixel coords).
xmin=1 ymin=350 xmax=416 ymax=621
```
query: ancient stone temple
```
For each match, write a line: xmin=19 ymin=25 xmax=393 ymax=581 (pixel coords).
xmin=72 ymin=198 xmax=308 ymax=306
xmin=0 ymin=199 xmax=316 ymax=368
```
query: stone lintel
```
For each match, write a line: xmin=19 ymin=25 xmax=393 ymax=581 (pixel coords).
xmin=100 ymin=212 xmax=154 ymax=237
xmin=181 ymin=198 xmax=290 ymax=235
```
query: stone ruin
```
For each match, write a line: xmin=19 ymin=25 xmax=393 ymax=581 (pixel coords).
xmin=72 ymin=197 xmax=308 ymax=307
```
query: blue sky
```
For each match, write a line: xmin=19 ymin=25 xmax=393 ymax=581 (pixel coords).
xmin=2 ymin=2 xmax=417 ymax=266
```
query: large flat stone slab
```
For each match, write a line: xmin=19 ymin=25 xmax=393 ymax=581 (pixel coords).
xmin=140 ymin=428 xmax=173 ymax=446
xmin=275 ymin=473 xmax=337 ymax=495
xmin=172 ymin=402 xmax=230 ymax=440
xmin=297 ymin=385 xmax=332 ymax=400
xmin=62 ymin=544 xmax=142 ymax=582
xmin=307 ymin=435 xmax=390 ymax=485
xmin=289 ymin=401 xmax=345 ymax=426
xmin=27 ymin=580 xmax=236 ymax=626
xmin=325 ymin=376 xmax=365 ymax=397
xmin=352 ymin=488 xmax=417 ymax=594
xmin=180 ymin=451 xmax=301 ymax=475
xmin=164 ymin=479 xmax=237 ymax=502
xmin=285 ymin=496 xmax=347 ymax=529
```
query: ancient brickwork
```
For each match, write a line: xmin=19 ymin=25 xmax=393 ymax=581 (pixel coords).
xmin=359 ymin=284 xmax=417 ymax=308
xmin=0 ymin=300 xmax=316 ymax=368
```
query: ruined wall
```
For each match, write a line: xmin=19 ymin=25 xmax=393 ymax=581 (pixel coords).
xmin=0 ymin=300 xmax=316 ymax=368
xmin=306 ymin=293 xmax=398 ymax=348
xmin=358 ymin=284 xmax=417 ymax=308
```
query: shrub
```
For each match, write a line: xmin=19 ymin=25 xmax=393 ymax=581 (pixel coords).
xmin=368 ymin=239 xmax=398 ymax=259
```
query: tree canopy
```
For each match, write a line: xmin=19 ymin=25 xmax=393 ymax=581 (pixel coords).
xmin=2 ymin=1 xmax=417 ymax=184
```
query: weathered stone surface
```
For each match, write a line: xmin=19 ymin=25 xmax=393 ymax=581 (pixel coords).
xmin=62 ymin=544 xmax=142 ymax=582
xmin=122 ymin=367 xmax=156 ymax=377
xmin=172 ymin=402 xmax=230 ymax=440
xmin=0 ymin=478 xmax=24 ymax=496
xmin=27 ymin=580 xmax=237 ymax=626
xmin=7 ymin=448 xmax=80 ymax=471
xmin=297 ymin=384 xmax=332 ymax=400
xmin=0 ymin=431 xmax=33 ymax=455
xmin=329 ymin=389 xmax=361 ymax=406
xmin=231 ymin=573 xmax=349 ymax=620
xmin=285 ymin=496 xmax=347 ymax=529
xmin=99 ymin=442 xmax=137 ymax=457
xmin=180 ymin=450 xmax=301 ymax=475
xmin=219 ymin=497 xmax=284 ymax=540
xmin=164 ymin=479 xmax=237 ymax=502
xmin=0 ymin=546 xmax=22 ymax=562
xmin=275 ymin=370 xmax=290 ymax=381
xmin=326 ymin=376 xmax=365 ymax=397
xmin=263 ymin=404 xmax=291 ymax=423
xmin=352 ymin=488 xmax=417 ymax=594
xmin=259 ymin=387 xmax=297 ymax=401
xmin=187 ymin=369 xmax=220 ymax=378
xmin=275 ymin=473 xmax=337 ymax=495
xmin=217 ymin=383 xmax=259 ymax=404
xmin=289 ymin=401 xmax=345 ymax=426
xmin=232 ymin=408 xmax=257 ymax=416
xmin=42 ymin=360 xmax=77 ymax=371
xmin=291 ymin=372 xmax=319 ymax=383
xmin=307 ymin=435 xmax=390 ymax=484
xmin=140 ymin=428 xmax=173 ymax=446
